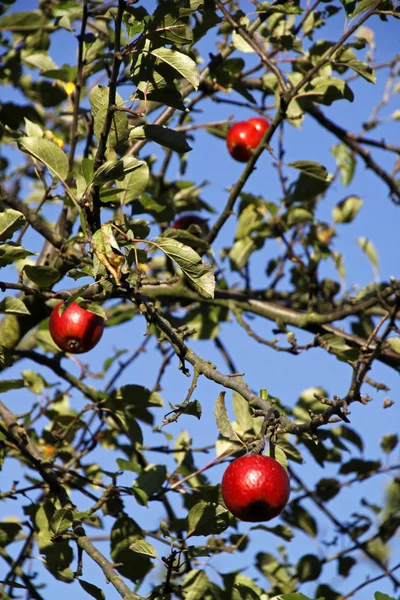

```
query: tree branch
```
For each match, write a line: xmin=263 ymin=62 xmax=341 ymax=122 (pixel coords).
xmin=306 ymin=103 xmax=400 ymax=203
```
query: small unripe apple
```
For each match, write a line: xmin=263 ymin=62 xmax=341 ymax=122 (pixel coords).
xmin=172 ymin=214 xmax=209 ymax=235
xmin=247 ymin=116 xmax=270 ymax=137
xmin=221 ymin=454 xmax=290 ymax=522
xmin=49 ymin=301 xmax=104 ymax=354
xmin=226 ymin=121 xmax=262 ymax=162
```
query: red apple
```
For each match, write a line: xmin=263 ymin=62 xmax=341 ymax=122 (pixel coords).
xmin=221 ymin=454 xmax=290 ymax=522
xmin=247 ymin=116 xmax=270 ymax=137
xmin=172 ymin=214 xmax=209 ymax=235
xmin=226 ymin=121 xmax=263 ymax=162
xmin=49 ymin=301 xmax=104 ymax=354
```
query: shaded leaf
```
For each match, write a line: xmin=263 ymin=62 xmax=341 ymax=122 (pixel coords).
xmin=381 ymin=433 xmax=398 ymax=454
xmin=0 ymin=296 xmax=31 ymax=315
xmin=135 ymin=124 xmax=192 ymax=153
xmin=93 ymin=157 xmax=148 ymax=185
xmin=187 ymin=501 xmax=229 ymax=537
xmin=78 ymin=580 xmax=105 ymax=600
xmin=0 ymin=243 xmax=35 ymax=266
xmin=296 ymin=554 xmax=322 ymax=582
xmin=24 ymin=265 xmax=61 ymax=288
xmin=50 ymin=509 xmax=73 ymax=536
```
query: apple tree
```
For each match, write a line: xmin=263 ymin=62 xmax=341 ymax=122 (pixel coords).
xmin=0 ymin=0 xmax=400 ymax=599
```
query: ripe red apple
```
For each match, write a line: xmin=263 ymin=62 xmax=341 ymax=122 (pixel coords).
xmin=172 ymin=214 xmax=209 ymax=235
xmin=49 ymin=301 xmax=104 ymax=354
xmin=221 ymin=454 xmax=290 ymax=522
xmin=226 ymin=118 xmax=269 ymax=162
xmin=247 ymin=116 xmax=270 ymax=137
xmin=226 ymin=121 xmax=261 ymax=162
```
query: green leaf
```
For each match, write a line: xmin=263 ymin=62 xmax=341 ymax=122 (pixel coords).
xmin=338 ymin=555 xmax=356 ymax=577
xmin=357 ymin=237 xmax=379 ymax=276
xmin=229 ymin=237 xmax=262 ymax=271
xmin=331 ymin=144 xmax=356 ymax=186
xmin=89 ymin=86 xmax=129 ymax=160
xmin=0 ymin=11 xmax=50 ymax=32
xmin=296 ymin=554 xmax=322 ymax=582
xmin=315 ymin=478 xmax=341 ymax=501
xmin=0 ymin=580 xmax=26 ymax=589
xmin=0 ymin=209 xmax=25 ymax=241
xmin=334 ymin=425 xmax=364 ymax=452
xmin=182 ymin=400 xmax=202 ymax=420
xmin=381 ymin=433 xmax=398 ymax=454
xmin=374 ymin=593 xmax=396 ymax=600
xmin=107 ymin=384 xmax=163 ymax=427
xmin=286 ymin=207 xmax=314 ymax=227
xmin=344 ymin=59 xmax=376 ymax=83
xmin=22 ymin=371 xmax=47 ymax=394
xmin=333 ymin=196 xmax=363 ymax=223
xmin=92 ymin=223 xmax=124 ymax=285
xmin=0 ymin=297 xmax=31 ymax=315
xmin=187 ymin=501 xmax=229 ymax=537
xmin=288 ymin=160 xmax=331 ymax=182
xmin=320 ymin=333 xmax=360 ymax=362
xmin=283 ymin=503 xmax=318 ymax=537
xmin=339 ymin=458 xmax=380 ymax=475
xmin=303 ymin=77 xmax=354 ymax=105
xmin=352 ymin=0 xmax=378 ymax=18
xmin=155 ymin=237 xmax=215 ymax=299
xmin=0 ymin=379 xmax=25 ymax=392
xmin=110 ymin=515 xmax=152 ymax=583
xmin=78 ymin=579 xmax=105 ymax=600
xmin=147 ymin=1 xmax=193 ymax=47
xmin=182 ymin=570 xmax=209 ymax=600
xmin=0 ymin=243 xmax=35 ymax=266
xmin=0 ymin=522 xmax=22 ymax=547
xmin=150 ymin=47 xmax=199 ymax=90
xmin=118 ymin=160 xmax=149 ymax=205
xmin=116 ymin=458 xmax=141 ymax=473
xmin=214 ymin=392 xmax=241 ymax=442
xmin=387 ymin=338 xmax=400 ymax=354
xmin=50 ymin=508 xmax=73 ymax=536
xmin=163 ymin=228 xmax=210 ymax=252
xmin=278 ymin=595 xmax=314 ymax=600
xmin=129 ymin=538 xmax=158 ymax=558
xmin=24 ymin=265 xmax=61 ymax=288
xmin=93 ymin=157 xmax=147 ymax=185
xmin=232 ymin=30 xmax=254 ymax=53
xmin=252 ymin=523 xmax=294 ymax=541
xmin=134 ymin=464 xmax=167 ymax=498
xmin=267 ymin=445 xmax=289 ymax=469
xmin=232 ymin=583 xmax=260 ymax=600
xmin=133 ymin=124 xmax=192 ymax=153
xmin=233 ymin=390 xmax=255 ymax=434
xmin=18 ymin=137 xmax=69 ymax=181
